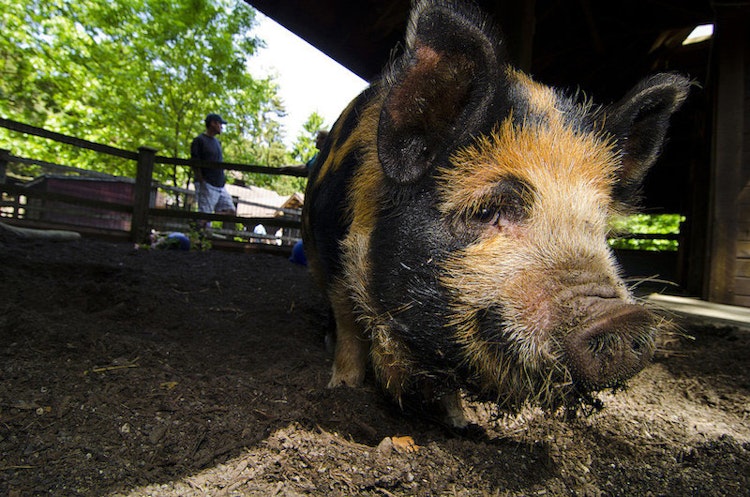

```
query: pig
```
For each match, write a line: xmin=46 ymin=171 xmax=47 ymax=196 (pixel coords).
xmin=302 ymin=0 xmax=689 ymax=427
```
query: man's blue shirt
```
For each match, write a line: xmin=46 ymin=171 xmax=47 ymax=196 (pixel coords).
xmin=191 ymin=133 xmax=226 ymax=187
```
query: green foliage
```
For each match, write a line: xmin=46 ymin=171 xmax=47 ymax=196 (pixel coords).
xmin=237 ymin=111 xmax=325 ymax=196
xmin=0 ymin=0 xmax=291 ymax=196
xmin=291 ymin=112 xmax=326 ymax=164
xmin=608 ymin=214 xmax=685 ymax=251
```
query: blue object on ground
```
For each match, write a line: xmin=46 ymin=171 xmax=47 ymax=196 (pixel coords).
xmin=289 ymin=239 xmax=307 ymax=265
xmin=167 ymin=232 xmax=191 ymax=251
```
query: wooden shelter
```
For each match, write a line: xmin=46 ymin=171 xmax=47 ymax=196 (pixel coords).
xmin=246 ymin=0 xmax=750 ymax=307
xmin=23 ymin=174 xmax=165 ymax=231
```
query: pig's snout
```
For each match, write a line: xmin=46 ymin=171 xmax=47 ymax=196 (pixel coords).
xmin=563 ymin=299 xmax=656 ymax=391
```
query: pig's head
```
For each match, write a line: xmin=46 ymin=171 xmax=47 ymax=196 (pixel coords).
xmin=369 ymin=1 xmax=690 ymax=412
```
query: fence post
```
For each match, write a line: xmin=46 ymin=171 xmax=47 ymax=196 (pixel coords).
xmin=0 ymin=149 xmax=9 ymax=184
xmin=132 ymin=146 xmax=157 ymax=243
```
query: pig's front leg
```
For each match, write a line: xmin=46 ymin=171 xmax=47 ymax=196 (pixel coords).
xmin=327 ymin=281 xmax=369 ymax=388
xmin=437 ymin=391 xmax=469 ymax=429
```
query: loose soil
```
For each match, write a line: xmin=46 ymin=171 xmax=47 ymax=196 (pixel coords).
xmin=1 ymin=231 xmax=748 ymax=496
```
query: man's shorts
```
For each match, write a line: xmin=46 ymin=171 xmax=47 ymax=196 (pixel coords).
xmin=197 ymin=182 xmax=235 ymax=213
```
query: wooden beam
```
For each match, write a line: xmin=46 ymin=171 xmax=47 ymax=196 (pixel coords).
xmin=706 ymin=7 xmax=748 ymax=304
xmin=577 ymin=0 xmax=605 ymax=55
xmin=497 ymin=0 xmax=536 ymax=71
xmin=0 ymin=118 xmax=137 ymax=160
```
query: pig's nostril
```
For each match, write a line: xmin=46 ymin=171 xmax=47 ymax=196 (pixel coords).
xmin=564 ymin=302 xmax=657 ymax=390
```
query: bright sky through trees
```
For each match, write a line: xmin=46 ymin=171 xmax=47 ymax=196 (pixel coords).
xmin=248 ymin=13 xmax=369 ymax=145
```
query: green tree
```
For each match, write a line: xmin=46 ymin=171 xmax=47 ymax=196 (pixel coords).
xmin=608 ymin=214 xmax=685 ymax=251
xmin=250 ymin=111 xmax=326 ymax=195
xmin=291 ymin=112 xmax=326 ymax=164
xmin=0 ymin=0 xmax=286 ymax=194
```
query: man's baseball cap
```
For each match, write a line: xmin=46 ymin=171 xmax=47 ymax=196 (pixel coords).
xmin=205 ymin=113 xmax=227 ymax=125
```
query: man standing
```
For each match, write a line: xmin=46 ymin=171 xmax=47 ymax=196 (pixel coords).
xmin=279 ymin=130 xmax=329 ymax=176
xmin=305 ymin=130 xmax=329 ymax=171
xmin=191 ymin=113 xmax=236 ymax=226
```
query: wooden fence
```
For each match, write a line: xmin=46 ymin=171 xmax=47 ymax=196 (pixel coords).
xmin=0 ymin=118 xmax=307 ymax=251
xmin=1 ymin=117 xmax=685 ymax=275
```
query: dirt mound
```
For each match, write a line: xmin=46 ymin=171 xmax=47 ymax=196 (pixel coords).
xmin=1 ymin=233 xmax=748 ymax=496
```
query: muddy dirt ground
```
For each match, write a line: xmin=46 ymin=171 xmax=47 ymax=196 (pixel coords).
xmin=1 ymin=230 xmax=748 ymax=496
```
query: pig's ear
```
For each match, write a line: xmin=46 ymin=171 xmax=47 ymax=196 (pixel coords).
xmin=377 ymin=1 xmax=504 ymax=184
xmin=605 ymin=73 xmax=690 ymax=202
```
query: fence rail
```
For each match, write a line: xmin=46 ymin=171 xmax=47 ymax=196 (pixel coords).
xmin=0 ymin=118 xmax=307 ymax=251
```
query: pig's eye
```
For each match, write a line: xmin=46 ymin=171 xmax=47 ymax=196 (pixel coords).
xmin=475 ymin=207 xmax=497 ymax=223
xmin=471 ymin=178 xmax=531 ymax=227
xmin=473 ymin=197 xmax=526 ymax=226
